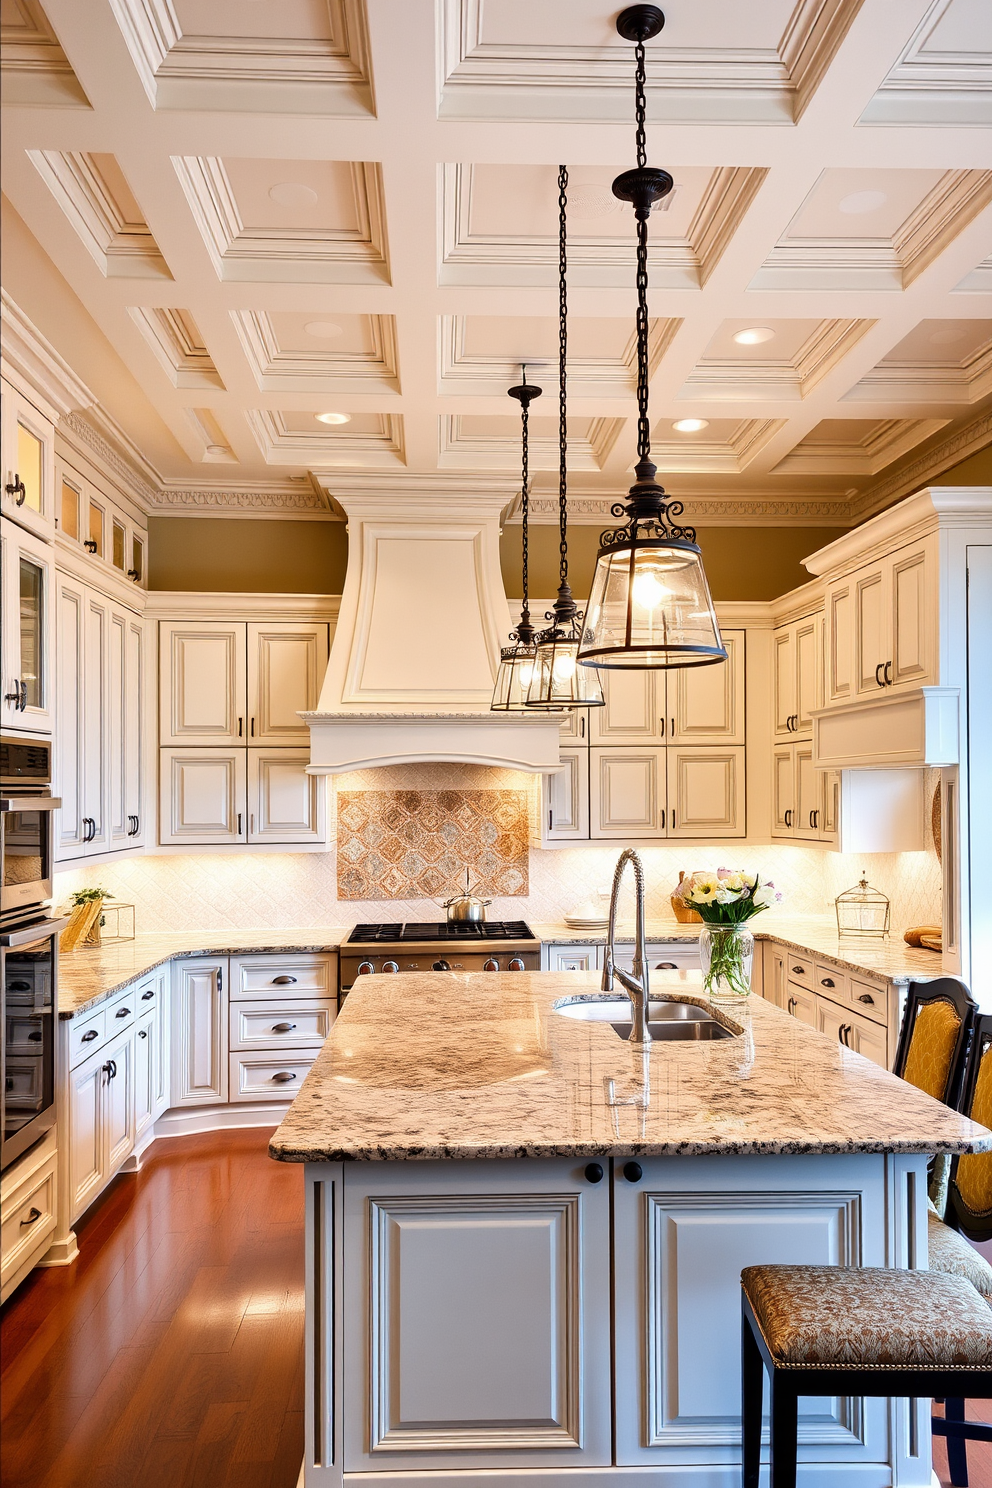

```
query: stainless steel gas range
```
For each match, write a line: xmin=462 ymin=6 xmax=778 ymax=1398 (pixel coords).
xmin=339 ymin=921 xmax=541 ymax=1001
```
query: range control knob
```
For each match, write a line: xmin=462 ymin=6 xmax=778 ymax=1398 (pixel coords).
xmin=483 ymin=958 xmax=499 ymax=971
xmin=381 ymin=960 xmax=399 ymax=973
xmin=357 ymin=961 xmax=374 ymax=975
xmin=432 ymin=959 xmax=451 ymax=972
xmin=508 ymin=957 xmax=525 ymax=971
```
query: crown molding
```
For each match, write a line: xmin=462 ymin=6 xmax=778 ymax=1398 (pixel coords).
xmin=144 ymin=591 xmax=341 ymax=620
xmin=848 ymin=412 xmax=992 ymax=522
xmin=1 ymin=292 xmax=98 ymax=420
xmin=59 ymin=409 xmax=160 ymax=509
xmin=147 ymin=482 xmax=336 ymax=517
xmin=525 ymin=493 xmax=852 ymax=527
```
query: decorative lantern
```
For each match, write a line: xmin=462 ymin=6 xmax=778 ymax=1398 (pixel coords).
xmin=835 ymin=876 xmax=890 ymax=937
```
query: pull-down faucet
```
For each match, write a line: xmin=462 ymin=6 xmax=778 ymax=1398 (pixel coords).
xmin=602 ymin=848 xmax=650 ymax=1044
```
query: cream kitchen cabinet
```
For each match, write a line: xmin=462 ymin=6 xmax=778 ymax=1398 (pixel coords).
xmin=773 ymin=610 xmax=820 ymax=739
xmin=1 ymin=379 xmax=55 ymax=540
xmin=0 ymin=1129 xmax=58 ymax=1304
xmin=55 ymin=454 xmax=147 ymax=591
xmin=159 ymin=620 xmax=328 ymax=746
xmin=667 ymin=745 xmax=745 ymax=837
xmin=54 ymin=571 xmax=145 ymax=861
xmin=771 ymin=742 xmax=837 ymax=845
xmin=589 ymin=745 xmax=745 ymax=840
xmin=159 ymin=747 xmax=325 ymax=846
xmin=824 ymin=538 xmax=935 ymax=706
xmin=247 ymin=749 xmax=325 ymax=843
xmin=172 ymin=958 xmax=227 ymax=1107
xmin=542 ymin=747 xmax=590 ymax=841
xmin=590 ymin=631 xmax=744 ymax=746
xmin=1 ymin=517 xmax=55 ymax=734
xmin=67 ymin=1029 xmax=134 ymax=1223
xmin=590 ymin=747 xmax=665 ymax=839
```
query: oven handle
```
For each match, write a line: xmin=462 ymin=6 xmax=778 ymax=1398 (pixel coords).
xmin=1 ymin=917 xmax=69 ymax=947
xmin=0 ymin=797 xmax=62 ymax=812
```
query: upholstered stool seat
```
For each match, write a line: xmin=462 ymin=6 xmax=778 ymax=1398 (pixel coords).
xmin=741 ymin=1265 xmax=992 ymax=1488
xmin=929 ymin=1207 xmax=992 ymax=1299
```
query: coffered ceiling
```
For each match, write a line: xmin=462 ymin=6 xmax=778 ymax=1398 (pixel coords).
xmin=1 ymin=0 xmax=990 ymax=526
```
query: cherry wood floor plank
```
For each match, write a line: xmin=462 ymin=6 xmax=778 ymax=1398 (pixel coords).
xmin=0 ymin=1129 xmax=304 ymax=1488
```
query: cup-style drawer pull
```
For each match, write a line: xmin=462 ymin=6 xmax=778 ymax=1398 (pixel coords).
xmin=858 ymin=992 xmax=875 ymax=1005
xmin=272 ymin=1071 xmax=297 ymax=1083
xmin=272 ymin=975 xmax=297 ymax=985
xmin=20 ymin=1207 xmax=42 ymax=1227
xmin=116 ymin=1007 xmax=131 ymax=1018
xmin=272 ymin=1022 xmax=297 ymax=1034
xmin=820 ymin=977 xmax=835 ymax=988
xmin=141 ymin=989 xmax=155 ymax=1000
xmin=81 ymin=1029 xmax=99 ymax=1042
xmin=791 ymin=965 xmax=805 ymax=975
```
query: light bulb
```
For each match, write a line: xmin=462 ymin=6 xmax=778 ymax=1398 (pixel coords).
xmin=733 ymin=327 xmax=775 ymax=346
xmin=632 ymin=571 xmax=667 ymax=610
xmin=672 ymin=418 xmax=708 ymax=433
xmin=316 ymin=411 xmax=351 ymax=425
xmin=519 ymin=661 xmax=535 ymax=686
xmin=553 ymin=652 xmax=576 ymax=682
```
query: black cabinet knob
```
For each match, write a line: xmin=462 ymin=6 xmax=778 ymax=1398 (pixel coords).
xmin=432 ymin=959 xmax=451 ymax=971
xmin=623 ymin=1161 xmax=643 ymax=1183
xmin=584 ymin=1163 xmax=604 ymax=1184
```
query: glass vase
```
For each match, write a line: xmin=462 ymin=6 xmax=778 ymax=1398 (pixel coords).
xmin=699 ymin=924 xmax=754 ymax=1003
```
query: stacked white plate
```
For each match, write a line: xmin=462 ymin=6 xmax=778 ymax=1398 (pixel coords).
xmin=564 ymin=903 xmax=610 ymax=930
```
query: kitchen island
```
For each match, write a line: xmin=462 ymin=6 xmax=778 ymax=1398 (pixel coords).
xmin=271 ymin=968 xmax=990 ymax=1488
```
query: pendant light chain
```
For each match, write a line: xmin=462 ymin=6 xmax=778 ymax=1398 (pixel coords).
xmin=519 ymin=366 xmax=530 ymax=624
xmin=633 ymin=39 xmax=651 ymax=462
xmin=557 ymin=164 xmax=569 ymax=587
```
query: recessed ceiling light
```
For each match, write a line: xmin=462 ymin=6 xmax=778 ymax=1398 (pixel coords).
xmin=733 ymin=326 xmax=775 ymax=346
xmin=315 ymin=411 xmax=350 ymax=425
xmin=304 ymin=320 xmax=344 ymax=338
xmin=672 ymin=418 xmax=709 ymax=433
xmin=268 ymin=182 xmax=318 ymax=208
xmin=838 ymin=189 xmax=888 ymax=215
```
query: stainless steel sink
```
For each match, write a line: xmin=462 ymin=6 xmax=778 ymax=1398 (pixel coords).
xmin=555 ymin=997 xmax=734 ymax=1042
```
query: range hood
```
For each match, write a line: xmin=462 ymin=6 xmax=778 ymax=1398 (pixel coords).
xmin=305 ymin=485 xmax=563 ymax=775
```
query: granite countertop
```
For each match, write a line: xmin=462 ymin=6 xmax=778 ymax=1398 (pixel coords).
xmin=269 ymin=968 xmax=990 ymax=1163
xmin=57 ymin=929 xmax=349 ymax=1019
xmin=532 ymin=914 xmax=946 ymax=983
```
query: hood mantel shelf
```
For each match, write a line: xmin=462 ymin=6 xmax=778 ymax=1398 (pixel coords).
xmin=304 ymin=710 xmax=564 ymax=776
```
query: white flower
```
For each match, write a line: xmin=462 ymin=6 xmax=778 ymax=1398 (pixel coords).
xmin=688 ymin=877 xmax=720 ymax=904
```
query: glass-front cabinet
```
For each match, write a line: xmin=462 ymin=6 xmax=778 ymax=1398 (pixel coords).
xmin=54 ymin=453 xmax=147 ymax=592
xmin=1 ymin=380 xmax=56 ymax=540
xmin=1 ymin=518 xmax=55 ymax=734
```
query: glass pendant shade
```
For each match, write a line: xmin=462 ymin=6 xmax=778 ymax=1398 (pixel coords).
xmin=579 ymin=533 xmax=725 ymax=669
xmin=526 ymin=632 xmax=604 ymax=709
xmin=491 ymin=641 xmax=539 ymax=711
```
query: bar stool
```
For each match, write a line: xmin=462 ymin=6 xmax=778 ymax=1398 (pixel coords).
xmin=741 ymin=1264 xmax=992 ymax=1488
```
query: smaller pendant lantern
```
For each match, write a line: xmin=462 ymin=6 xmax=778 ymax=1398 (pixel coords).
xmin=835 ymin=875 xmax=891 ymax=938
xmin=525 ymin=165 xmax=604 ymax=711
xmin=491 ymin=369 xmax=542 ymax=712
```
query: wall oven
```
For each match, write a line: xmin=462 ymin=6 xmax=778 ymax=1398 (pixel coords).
xmin=2 ymin=917 xmax=65 ymax=1171
xmin=1 ymin=735 xmax=58 ymax=929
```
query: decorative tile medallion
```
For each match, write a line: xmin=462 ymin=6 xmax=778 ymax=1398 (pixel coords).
xmin=336 ymin=790 xmax=529 ymax=900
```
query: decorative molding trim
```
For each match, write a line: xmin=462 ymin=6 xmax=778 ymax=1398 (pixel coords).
xmin=0 ymin=2 xmax=90 ymax=107
xmin=526 ymin=494 xmax=852 ymax=526
xmin=1 ymin=292 xmax=97 ymax=419
xmin=439 ymin=413 xmax=622 ymax=472
xmin=245 ymin=409 xmax=405 ymax=468
xmin=26 ymin=150 xmax=171 ymax=279
xmin=59 ymin=410 xmax=159 ymax=507
xmin=682 ymin=319 xmax=875 ymax=401
xmin=230 ymin=309 xmax=398 ymax=392
xmin=848 ymin=412 xmax=992 ymax=520
xmin=772 ymin=418 xmax=949 ymax=476
xmin=148 ymin=485 xmax=333 ymax=514
xmin=861 ymin=0 xmax=992 ymax=127
xmin=145 ymin=592 xmax=341 ymax=620
xmin=127 ymin=307 xmax=223 ymax=388
xmin=844 ymin=339 xmax=992 ymax=406
xmin=438 ymin=314 xmax=680 ymax=396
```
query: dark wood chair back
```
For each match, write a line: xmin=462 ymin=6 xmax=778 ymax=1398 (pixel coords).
xmin=946 ymin=1012 xmax=992 ymax=1242
xmin=892 ymin=976 xmax=976 ymax=1109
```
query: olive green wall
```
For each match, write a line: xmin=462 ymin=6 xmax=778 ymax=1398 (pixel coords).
xmin=928 ymin=445 xmax=992 ymax=486
xmin=501 ymin=525 xmax=848 ymax=603
xmin=148 ymin=518 xmax=348 ymax=592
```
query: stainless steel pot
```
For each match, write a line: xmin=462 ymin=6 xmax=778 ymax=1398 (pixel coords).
xmin=439 ymin=871 xmax=491 ymax=923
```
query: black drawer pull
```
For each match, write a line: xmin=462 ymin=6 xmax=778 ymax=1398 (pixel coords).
xmin=623 ymin=1162 xmax=643 ymax=1183
xmin=141 ymin=989 xmax=155 ymax=1000
xmin=820 ymin=977 xmax=835 ymax=988
xmin=81 ymin=1029 xmax=99 ymax=1042
xmin=272 ymin=1071 xmax=297 ymax=1084
xmin=655 ymin=961 xmax=678 ymax=969
xmin=791 ymin=965 xmax=805 ymax=975
xmin=858 ymin=992 xmax=875 ymax=1005
xmin=584 ymin=1163 xmax=604 ymax=1184
xmin=272 ymin=1022 xmax=297 ymax=1034
xmin=272 ymin=975 xmax=297 ymax=985
xmin=116 ymin=1007 xmax=131 ymax=1018
xmin=138 ymin=1029 xmax=148 ymax=1040
xmin=28 ymin=1031 xmax=42 ymax=1041
xmin=20 ymin=1207 xmax=42 ymax=1227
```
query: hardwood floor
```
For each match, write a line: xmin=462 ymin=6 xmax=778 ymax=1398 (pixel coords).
xmin=934 ymin=1398 xmax=992 ymax=1487
xmin=0 ymin=1129 xmax=304 ymax=1488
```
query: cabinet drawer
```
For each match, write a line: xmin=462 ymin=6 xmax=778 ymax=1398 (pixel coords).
xmin=105 ymin=992 xmax=137 ymax=1037
xmin=69 ymin=1008 xmax=106 ymax=1066
xmin=783 ymin=952 xmax=813 ymax=985
xmin=229 ymin=999 xmax=333 ymax=1051
xmin=134 ymin=975 xmax=162 ymax=1013
xmin=1 ymin=1154 xmax=57 ymax=1286
xmin=813 ymin=963 xmax=848 ymax=1005
xmin=230 ymin=954 xmax=334 ymax=1000
xmin=228 ymin=1052 xmax=318 ymax=1102
xmin=849 ymin=975 xmax=887 ymax=1025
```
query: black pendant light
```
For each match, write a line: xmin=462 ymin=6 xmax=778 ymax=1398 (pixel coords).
xmin=491 ymin=367 xmax=542 ymax=711
xmin=578 ymin=7 xmax=726 ymax=670
xmin=526 ymin=166 xmax=604 ymax=710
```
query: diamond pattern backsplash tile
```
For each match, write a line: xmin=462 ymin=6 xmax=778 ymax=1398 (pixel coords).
xmin=336 ymin=790 xmax=529 ymax=900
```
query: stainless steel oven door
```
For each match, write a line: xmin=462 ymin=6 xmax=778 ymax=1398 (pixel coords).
xmin=1 ymin=920 xmax=65 ymax=1171
xmin=0 ymin=795 xmax=60 ymax=920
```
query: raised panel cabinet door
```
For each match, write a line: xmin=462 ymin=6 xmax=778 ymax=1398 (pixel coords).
xmin=671 ymin=631 xmax=744 ymax=743
xmin=82 ymin=592 xmax=109 ymax=853
xmin=68 ymin=1049 xmax=106 ymax=1222
xmin=247 ymin=749 xmax=326 ymax=843
xmin=107 ymin=609 xmax=128 ymax=847
xmin=772 ymin=745 xmax=795 ymax=836
xmin=341 ymin=1159 xmax=612 ymax=1471
xmin=54 ymin=573 xmax=86 ymax=857
xmin=612 ymin=1154 xmax=888 ymax=1465
xmin=133 ymin=1013 xmax=155 ymax=1140
xmin=159 ymin=749 xmax=247 ymax=845
xmin=855 ymin=566 xmax=887 ymax=696
xmin=785 ymin=983 xmax=817 ymax=1026
xmin=1 ymin=383 xmax=54 ymax=539
xmin=590 ymin=669 xmax=662 ymax=743
xmin=544 ymin=748 xmax=589 ymax=840
xmin=890 ymin=543 xmax=933 ymax=688
xmin=1 ymin=520 xmax=55 ymax=734
xmin=816 ymin=998 xmax=848 ymax=1049
xmin=847 ymin=1009 xmax=888 ymax=1068
xmin=820 ymin=769 xmax=840 ymax=845
xmin=172 ymin=959 xmax=227 ymax=1106
xmin=590 ymin=749 xmax=665 ymax=838
xmin=764 ymin=945 xmax=786 ymax=1008
xmin=667 ymin=747 xmax=744 ymax=838
xmin=124 ymin=617 xmax=144 ymax=846
xmin=159 ymin=621 xmax=246 ymax=745
xmin=827 ymin=583 xmax=853 ymax=703
xmin=546 ymin=945 xmax=599 ymax=973
xmin=247 ymin=622 xmax=329 ymax=743
xmin=104 ymin=1034 xmax=134 ymax=1172
xmin=794 ymin=745 xmax=821 ymax=841
xmin=794 ymin=616 xmax=819 ymax=734
xmin=772 ymin=626 xmax=795 ymax=736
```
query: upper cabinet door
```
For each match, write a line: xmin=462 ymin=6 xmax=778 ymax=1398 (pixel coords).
xmin=543 ymin=747 xmax=590 ymax=841
xmin=855 ymin=567 xmax=887 ymax=696
xmin=794 ymin=618 xmax=819 ymax=735
xmin=671 ymin=630 xmax=744 ymax=744
xmin=248 ymin=749 xmax=326 ymax=843
xmin=247 ymin=622 xmax=329 ymax=744
xmin=590 ymin=668 xmax=663 ymax=744
xmin=666 ymin=747 xmax=745 ymax=838
xmin=1 ymin=382 xmax=55 ymax=539
xmin=159 ymin=749 xmax=247 ymax=845
xmin=890 ymin=542 xmax=933 ymax=689
xmin=772 ymin=627 xmax=795 ymax=737
xmin=590 ymin=749 xmax=666 ymax=838
xmin=772 ymin=745 xmax=795 ymax=837
xmin=826 ymin=583 xmax=853 ymax=704
xmin=1 ymin=520 xmax=55 ymax=734
xmin=159 ymin=621 xmax=247 ymax=745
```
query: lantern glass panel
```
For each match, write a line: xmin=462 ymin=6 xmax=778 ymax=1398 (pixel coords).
xmin=579 ymin=540 xmax=725 ymax=668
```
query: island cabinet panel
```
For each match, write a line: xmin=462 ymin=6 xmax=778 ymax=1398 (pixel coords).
xmin=612 ymin=1154 xmax=892 ymax=1471
xmin=171 ymin=958 xmax=227 ymax=1106
xmin=340 ymin=1160 xmax=613 ymax=1472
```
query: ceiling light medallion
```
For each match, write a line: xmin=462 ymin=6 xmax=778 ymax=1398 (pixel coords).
xmin=578 ymin=7 xmax=726 ymax=672
xmin=526 ymin=166 xmax=604 ymax=711
xmin=491 ymin=368 xmax=542 ymax=712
